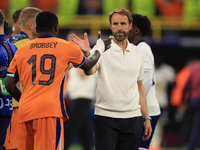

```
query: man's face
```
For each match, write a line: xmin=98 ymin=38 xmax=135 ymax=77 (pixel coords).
xmin=110 ymin=13 xmax=132 ymax=42
xmin=13 ymin=19 xmax=21 ymax=34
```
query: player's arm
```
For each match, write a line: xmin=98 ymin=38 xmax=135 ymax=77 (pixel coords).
xmin=77 ymin=68 xmax=87 ymax=78
xmin=79 ymin=50 xmax=100 ymax=71
xmin=5 ymin=76 xmax=21 ymax=102
xmin=71 ymin=31 xmax=111 ymax=75
xmin=143 ymin=71 xmax=152 ymax=95
xmin=182 ymin=74 xmax=191 ymax=102
xmin=84 ymin=64 xmax=97 ymax=76
xmin=138 ymin=81 xmax=152 ymax=142
xmin=68 ymin=63 xmax=73 ymax=70
xmin=142 ymin=54 xmax=153 ymax=95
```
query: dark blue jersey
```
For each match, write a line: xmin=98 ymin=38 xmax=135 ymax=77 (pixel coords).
xmin=0 ymin=34 xmax=17 ymax=116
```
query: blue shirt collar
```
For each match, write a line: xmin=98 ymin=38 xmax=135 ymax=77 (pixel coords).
xmin=37 ymin=36 xmax=54 ymax=38
xmin=19 ymin=31 xmax=28 ymax=37
xmin=135 ymin=39 xmax=145 ymax=46
xmin=9 ymin=31 xmax=29 ymax=43
xmin=0 ymin=34 xmax=7 ymax=40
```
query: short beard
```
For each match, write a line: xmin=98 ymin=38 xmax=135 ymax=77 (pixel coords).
xmin=113 ymin=31 xmax=128 ymax=42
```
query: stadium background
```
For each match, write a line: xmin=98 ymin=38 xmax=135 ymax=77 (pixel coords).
xmin=1 ymin=0 xmax=200 ymax=149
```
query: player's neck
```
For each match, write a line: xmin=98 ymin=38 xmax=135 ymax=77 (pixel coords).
xmin=38 ymin=32 xmax=55 ymax=37
xmin=0 ymin=28 xmax=4 ymax=34
xmin=21 ymin=29 xmax=33 ymax=40
xmin=113 ymin=37 xmax=128 ymax=51
xmin=132 ymin=36 xmax=143 ymax=45
xmin=13 ymin=31 xmax=19 ymax=35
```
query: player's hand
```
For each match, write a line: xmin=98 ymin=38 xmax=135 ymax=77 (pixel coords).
xmin=103 ymin=37 xmax=112 ymax=52
xmin=98 ymin=31 xmax=112 ymax=51
xmin=70 ymin=32 xmax=90 ymax=57
xmin=142 ymin=119 xmax=152 ymax=142
xmin=94 ymin=31 xmax=112 ymax=54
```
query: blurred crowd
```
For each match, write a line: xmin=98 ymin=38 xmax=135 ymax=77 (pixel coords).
xmin=1 ymin=0 xmax=200 ymax=19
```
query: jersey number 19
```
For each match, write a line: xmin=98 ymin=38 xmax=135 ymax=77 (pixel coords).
xmin=28 ymin=54 xmax=56 ymax=85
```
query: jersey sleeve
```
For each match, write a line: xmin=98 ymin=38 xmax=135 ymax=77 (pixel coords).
xmin=7 ymin=51 xmax=19 ymax=78
xmin=68 ymin=42 xmax=85 ymax=68
xmin=143 ymin=53 xmax=152 ymax=72
xmin=138 ymin=44 xmax=153 ymax=72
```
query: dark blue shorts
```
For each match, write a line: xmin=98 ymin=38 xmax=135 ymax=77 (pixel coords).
xmin=0 ymin=116 xmax=11 ymax=149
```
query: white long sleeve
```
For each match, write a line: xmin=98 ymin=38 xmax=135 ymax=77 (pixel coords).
xmin=143 ymin=70 xmax=153 ymax=95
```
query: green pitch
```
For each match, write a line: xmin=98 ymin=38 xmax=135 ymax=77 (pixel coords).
xmin=68 ymin=145 xmax=200 ymax=150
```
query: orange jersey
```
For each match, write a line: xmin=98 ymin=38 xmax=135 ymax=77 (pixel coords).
xmin=170 ymin=66 xmax=191 ymax=106
xmin=7 ymin=36 xmax=85 ymax=123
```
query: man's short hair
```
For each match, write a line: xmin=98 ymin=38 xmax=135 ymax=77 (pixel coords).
xmin=36 ymin=11 xmax=58 ymax=32
xmin=0 ymin=9 xmax=5 ymax=26
xmin=12 ymin=8 xmax=23 ymax=23
xmin=132 ymin=14 xmax=151 ymax=37
xmin=19 ymin=7 xmax=42 ymax=28
xmin=109 ymin=8 xmax=133 ymax=24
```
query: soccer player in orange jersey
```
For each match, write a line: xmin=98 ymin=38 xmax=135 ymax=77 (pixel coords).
xmin=4 ymin=7 xmax=42 ymax=150
xmin=5 ymin=11 xmax=111 ymax=150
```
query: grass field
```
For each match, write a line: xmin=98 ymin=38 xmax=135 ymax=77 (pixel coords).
xmin=68 ymin=144 xmax=200 ymax=150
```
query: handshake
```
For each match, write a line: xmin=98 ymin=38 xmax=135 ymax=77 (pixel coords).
xmin=70 ymin=31 xmax=112 ymax=57
xmin=92 ymin=37 xmax=111 ymax=55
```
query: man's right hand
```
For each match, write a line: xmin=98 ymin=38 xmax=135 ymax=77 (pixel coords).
xmin=78 ymin=31 xmax=111 ymax=74
xmin=70 ymin=31 xmax=112 ymax=56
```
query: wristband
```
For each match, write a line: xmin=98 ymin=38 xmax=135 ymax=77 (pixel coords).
xmin=144 ymin=116 xmax=152 ymax=122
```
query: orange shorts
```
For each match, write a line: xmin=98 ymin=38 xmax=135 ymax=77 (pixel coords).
xmin=18 ymin=117 xmax=64 ymax=150
xmin=4 ymin=108 xmax=19 ymax=149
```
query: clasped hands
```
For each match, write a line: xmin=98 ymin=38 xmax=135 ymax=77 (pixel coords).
xmin=70 ymin=31 xmax=112 ymax=57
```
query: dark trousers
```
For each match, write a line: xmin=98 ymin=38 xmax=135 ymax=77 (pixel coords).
xmin=93 ymin=115 xmax=143 ymax=150
xmin=0 ymin=116 xmax=11 ymax=150
xmin=64 ymin=98 xmax=93 ymax=150
xmin=188 ymin=98 xmax=200 ymax=150
xmin=180 ymin=104 xmax=194 ymax=145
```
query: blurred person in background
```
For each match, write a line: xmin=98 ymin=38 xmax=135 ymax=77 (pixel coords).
xmin=128 ymin=14 xmax=161 ymax=150
xmin=170 ymin=57 xmax=197 ymax=146
xmin=182 ymin=59 xmax=200 ymax=150
xmin=151 ymin=56 xmax=175 ymax=150
xmin=154 ymin=0 xmax=183 ymax=16
xmin=30 ymin=0 xmax=58 ymax=14
xmin=154 ymin=0 xmax=183 ymax=38
xmin=0 ymin=9 xmax=18 ymax=150
xmin=63 ymin=31 xmax=96 ymax=150
xmin=6 ymin=8 xmax=23 ymax=39
xmin=70 ymin=8 xmax=152 ymax=150
xmin=4 ymin=7 xmax=42 ymax=150
xmin=9 ymin=7 xmax=42 ymax=44
xmin=78 ymin=0 xmax=102 ymax=15
xmin=0 ymin=0 xmax=9 ymax=18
